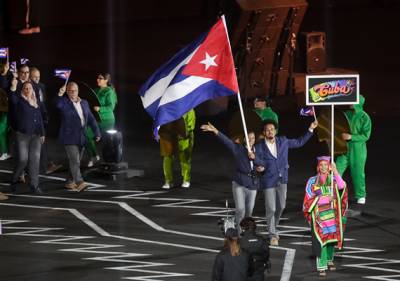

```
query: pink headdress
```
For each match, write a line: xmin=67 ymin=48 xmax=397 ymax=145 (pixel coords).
xmin=316 ymin=156 xmax=331 ymax=174
xmin=317 ymin=156 xmax=331 ymax=163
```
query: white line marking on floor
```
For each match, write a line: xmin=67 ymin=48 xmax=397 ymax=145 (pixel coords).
xmin=0 ymin=169 xmax=105 ymax=188
xmin=2 ymin=221 xmax=193 ymax=280
xmin=0 ymin=202 xmax=218 ymax=254
xmin=271 ymin=246 xmax=296 ymax=281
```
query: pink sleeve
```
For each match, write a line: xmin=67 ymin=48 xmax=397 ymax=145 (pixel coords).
xmin=334 ymin=173 xmax=345 ymax=189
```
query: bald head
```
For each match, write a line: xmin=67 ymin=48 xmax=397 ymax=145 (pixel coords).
xmin=29 ymin=67 xmax=40 ymax=83
xmin=66 ymin=82 xmax=79 ymax=101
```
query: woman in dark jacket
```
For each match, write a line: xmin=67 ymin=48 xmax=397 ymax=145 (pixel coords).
xmin=212 ymin=228 xmax=250 ymax=281
xmin=201 ymin=122 xmax=259 ymax=231
xmin=9 ymin=79 xmax=45 ymax=194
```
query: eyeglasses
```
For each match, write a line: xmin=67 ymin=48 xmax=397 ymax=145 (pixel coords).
xmin=97 ymin=77 xmax=105 ymax=80
xmin=20 ymin=71 xmax=29 ymax=74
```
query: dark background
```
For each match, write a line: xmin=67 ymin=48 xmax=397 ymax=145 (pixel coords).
xmin=1 ymin=3 xmax=399 ymax=280
xmin=0 ymin=0 xmax=399 ymax=138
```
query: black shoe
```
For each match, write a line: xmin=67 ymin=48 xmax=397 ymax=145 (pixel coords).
xmin=30 ymin=186 xmax=43 ymax=194
xmin=10 ymin=182 xmax=17 ymax=194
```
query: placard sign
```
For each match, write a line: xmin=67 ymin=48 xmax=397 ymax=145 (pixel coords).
xmin=306 ymin=74 xmax=359 ymax=105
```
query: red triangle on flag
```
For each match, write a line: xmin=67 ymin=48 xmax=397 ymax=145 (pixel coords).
xmin=182 ymin=18 xmax=239 ymax=93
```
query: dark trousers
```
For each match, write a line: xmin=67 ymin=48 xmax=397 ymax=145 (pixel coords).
xmin=12 ymin=132 xmax=41 ymax=187
xmin=65 ymin=145 xmax=84 ymax=184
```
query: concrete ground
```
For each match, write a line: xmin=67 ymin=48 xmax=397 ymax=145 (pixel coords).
xmin=0 ymin=114 xmax=398 ymax=281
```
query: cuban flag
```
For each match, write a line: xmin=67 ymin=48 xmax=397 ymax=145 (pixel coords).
xmin=0 ymin=48 xmax=8 ymax=58
xmin=20 ymin=58 xmax=30 ymax=64
xmin=139 ymin=16 xmax=238 ymax=137
xmin=9 ymin=61 xmax=17 ymax=73
xmin=54 ymin=69 xmax=71 ymax=80
xmin=300 ymin=106 xmax=315 ymax=117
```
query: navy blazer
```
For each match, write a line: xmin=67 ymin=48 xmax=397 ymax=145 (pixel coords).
xmin=8 ymin=91 xmax=45 ymax=136
xmin=254 ymin=131 xmax=313 ymax=189
xmin=0 ymin=71 xmax=13 ymax=90
xmin=216 ymin=131 xmax=259 ymax=189
xmin=7 ymin=80 xmax=48 ymax=130
xmin=55 ymin=95 xmax=100 ymax=146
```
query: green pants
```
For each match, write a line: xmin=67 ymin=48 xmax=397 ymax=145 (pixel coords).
xmin=85 ymin=120 xmax=115 ymax=158
xmin=163 ymin=132 xmax=194 ymax=183
xmin=316 ymin=243 xmax=335 ymax=271
xmin=0 ymin=113 xmax=8 ymax=154
xmin=85 ymin=127 xmax=98 ymax=158
xmin=336 ymin=151 xmax=367 ymax=199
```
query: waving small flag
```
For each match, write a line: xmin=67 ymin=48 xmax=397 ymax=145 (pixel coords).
xmin=0 ymin=48 xmax=8 ymax=59
xmin=300 ymin=106 xmax=317 ymax=122
xmin=20 ymin=58 xmax=30 ymax=65
xmin=300 ymin=106 xmax=314 ymax=116
xmin=54 ymin=69 xmax=71 ymax=80
xmin=10 ymin=61 xmax=17 ymax=73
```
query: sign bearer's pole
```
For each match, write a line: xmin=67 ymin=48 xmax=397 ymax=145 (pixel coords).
xmin=331 ymin=104 xmax=334 ymax=196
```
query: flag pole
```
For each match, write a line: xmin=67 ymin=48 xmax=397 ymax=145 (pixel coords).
xmin=331 ymin=104 xmax=334 ymax=197
xmin=237 ymin=91 xmax=251 ymax=151
xmin=312 ymin=106 xmax=317 ymax=122
xmin=221 ymin=15 xmax=251 ymax=152
xmin=64 ymin=70 xmax=71 ymax=87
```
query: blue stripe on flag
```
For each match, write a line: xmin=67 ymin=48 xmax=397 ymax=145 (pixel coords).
xmin=141 ymin=64 xmax=189 ymax=117
xmin=154 ymin=80 xmax=235 ymax=131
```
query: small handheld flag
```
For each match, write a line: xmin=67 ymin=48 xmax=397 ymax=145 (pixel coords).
xmin=0 ymin=48 xmax=8 ymax=59
xmin=300 ymin=106 xmax=317 ymax=121
xmin=20 ymin=58 xmax=30 ymax=65
xmin=10 ymin=61 xmax=17 ymax=73
xmin=54 ymin=69 xmax=71 ymax=80
xmin=300 ymin=106 xmax=314 ymax=116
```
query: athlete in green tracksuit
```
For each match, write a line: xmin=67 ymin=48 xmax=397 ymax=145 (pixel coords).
xmin=86 ymin=73 xmax=118 ymax=166
xmin=336 ymin=95 xmax=371 ymax=204
xmin=254 ymin=97 xmax=279 ymax=125
xmin=0 ymin=112 xmax=9 ymax=159
xmin=161 ymin=109 xmax=195 ymax=189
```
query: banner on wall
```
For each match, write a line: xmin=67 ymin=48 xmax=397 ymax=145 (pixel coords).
xmin=306 ymin=74 xmax=359 ymax=105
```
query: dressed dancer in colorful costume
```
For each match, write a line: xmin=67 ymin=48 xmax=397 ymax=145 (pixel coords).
xmin=303 ymin=156 xmax=348 ymax=277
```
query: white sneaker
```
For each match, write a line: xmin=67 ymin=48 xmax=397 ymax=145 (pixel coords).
xmin=357 ymin=197 xmax=366 ymax=204
xmin=270 ymin=237 xmax=279 ymax=246
xmin=181 ymin=181 xmax=190 ymax=188
xmin=87 ymin=160 xmax=94 ymax=167
xmin=0 ymin=153 xmax=11 ymax=161
xmin=95 ymin=155 xmax=100 ymax=161
xmin=162 ymin=183 xmax=171 ymax=189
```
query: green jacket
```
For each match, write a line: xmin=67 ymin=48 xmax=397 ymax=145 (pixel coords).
xmin=345 ymin=95 xmax=371 ymax=146
xmin=95 ymin=86 xmax=117 ymax=127
xmin=254 ymin=107 xmax=279 ymax=124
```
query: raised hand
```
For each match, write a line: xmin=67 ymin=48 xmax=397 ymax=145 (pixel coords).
xmin=58 ymin=85 xmax=66 ymax=96
xmin=200 ymin=122 xmax=218 ymax=135
xmin=341 ymin=133 xmax=351 ymax=140
xmin=310 ymin=120 xmax=319 ymax=130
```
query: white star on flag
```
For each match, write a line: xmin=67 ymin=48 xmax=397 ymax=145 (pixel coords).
xmin=199 ymin=52 xmax=218 ymax=71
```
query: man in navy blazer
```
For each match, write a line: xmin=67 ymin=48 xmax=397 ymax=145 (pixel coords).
xmin=254 ymin=119 xmax=318 ymax=246
xmin=56 ymin=82 xmax=100 ymax=192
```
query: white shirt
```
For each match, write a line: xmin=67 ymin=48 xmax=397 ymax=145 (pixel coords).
xmin=72 ymin=100 xmax=85 ymax=126
xmin=265 ymin=139 xmax=277 ymax=158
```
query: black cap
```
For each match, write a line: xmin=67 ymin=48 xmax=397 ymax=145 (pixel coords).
xmin=225 ymin=228 xmax=239 ymax=238
xmin=254 ymin=95 xmax=265 ymax=102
